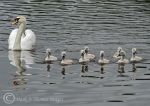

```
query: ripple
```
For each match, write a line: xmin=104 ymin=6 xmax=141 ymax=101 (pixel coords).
xmin=122 ymin=93 xmax=135 ymax=95
xmin=136 ymin=78 xmax=150 ymax=80
xmin=107 ymin=100 xmax=124 ymax=102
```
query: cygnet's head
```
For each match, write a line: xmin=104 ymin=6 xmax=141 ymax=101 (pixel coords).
xmin=132 ymin=48 xmax=137 ymax=54
xmin=80 ymin=50 xmax=85 ymax=57
xmin=46 ymin=49 xmax=52 ymax=57
xmin=61 ymin=51 xmax=66 ymax=60
xmin=46 ymin=48 xmax=51 ymax=53
xmin=11 ymin=16 xmax=26 ymax=25
xmin=117 ymin=47 xmax=122 ymax=52
xmin=100 ymin=51 xmax=104 ymax=57
xmin=119 ymin=51 xmax=126 ymax=57
xmin=84 ymin=46 xmax=89 ymax=54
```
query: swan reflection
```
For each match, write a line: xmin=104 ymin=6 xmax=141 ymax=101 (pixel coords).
xmin=8 ymin=51 xmax=35 ymax=87
xmin=9 ymin=51 xmax=34 ymax=68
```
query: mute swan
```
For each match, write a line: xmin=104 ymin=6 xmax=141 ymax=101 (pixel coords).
xmin=9 ymin=16 xmax=36 ymax=50
xmin=117 ymin=51 xmax=129 ymax=64
xmin=79 ymin=50 xmax=90 ymax=64
xmin=61 ymin=51 xmax=73 ymax=65
xmin=45 ymin=48 xmax=57 ymax=62
xmin=84 ymin=46 xmax=95 ymax=60
xmin=113 ymin=47 xmax=123 ymax=59
xmin=98 ymin=51 xmax=109 ymax=64
xmin=130 ymin=48 xmax=142 ymax=62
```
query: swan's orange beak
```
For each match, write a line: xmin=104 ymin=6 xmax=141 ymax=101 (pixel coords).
xmin=11 ymin=17 xmax=20 ymax=25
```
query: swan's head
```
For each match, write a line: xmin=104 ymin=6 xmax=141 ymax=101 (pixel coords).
xmin=61 ymin=51 xmax=66 ymax=60
xmin=84 ymin=46 xmax=89 ymax=54
xmin=132 ymin=48 xmax=137 ymax=54
xmin=46 ymin=48 xmax=51 ymax=55
xmin=80 ymin=50 xmax=85 ymax=57
xmin=100 ymin=51 xmax=104 ymax=57
xmin=11 ymin=16 xmax=26 ymax=25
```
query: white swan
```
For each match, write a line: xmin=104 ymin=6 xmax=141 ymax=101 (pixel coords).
xmin=130 ymin=48 xmax=142 ymax=62
xmin=98 ymin=51 xmax=109 ymax=64
xmin=117 ymin=51 xmax=129 ymax=64
xmin=84 ymin=46 xmax=95 ymax=60
xmin=79 ymin=50 xmax=90 ymax=64
xmin=45 ymin=48 xmax=57 ymax=62
xmin=9 ymin=16 xmax=36 ymax=50
xmin=113 ymin=47 xmax=123 ymax=59
xmin=61 ymin=51 xmax=73 ymax=65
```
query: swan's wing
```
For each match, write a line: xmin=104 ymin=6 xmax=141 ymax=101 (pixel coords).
xmin=21 ymin=29 xmax=36 ymax=50
xmin=8 ymin=29 xmax=18 ymax=50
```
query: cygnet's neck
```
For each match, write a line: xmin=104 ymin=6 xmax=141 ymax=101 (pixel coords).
xmin=132 ymin=52 xmax=136 ymax=58
xmin=81 ymin=53 xmax=84 ymax=59
xmin=100 ymin=56 xmax=104 ymax=60
xmin=47 ymin=52 xmax=51 ymax=58
xmin=62 ymin=55 xmax=65 ymax=61
xmin=121 ymin=55 xmax=125 ymax=60
xmin=13 ymin=22 xmax=26 ymax=50
xmin=85 ymin=50 xmax=88 ymax=55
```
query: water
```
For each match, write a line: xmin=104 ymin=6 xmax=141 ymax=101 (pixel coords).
xmin=0 ymin=0 xmax=150 ymax=105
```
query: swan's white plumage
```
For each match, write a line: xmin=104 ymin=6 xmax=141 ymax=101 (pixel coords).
xmin=113 ymin=47 xmax=123 ymax=59
xmin=79 ymin=50 xmax=90 ymax=64
xmin=79 ymin=57 xmax=89 ymax=64
xmin=130 ymin=56 xmax=142 ymax=62
xmin=117 ymin=58 xmax=129 ymax=64
xmin=45 ymin=56 xmax=57 ymax=62
xmin=61 ymin=59 xmax=73 ymax=65
xmin=45 ymin=49 xmax=57 ymax=62
xmin=61 ymin=51 xmax=73 ymax=65
xmin=130 ymin=48 xmax=142 ymax=62
xmin=117 ymin=51 xmax=129 ymax=64
xmin=84 ymin=46 xmax=95 ymax=60
xmin=9 ymin=28 xmax=36 ymax=50
xmin=98 ymin=51 xmax=109 ymax=64
xmin=84 ymin=53 xmax=95 ymax=60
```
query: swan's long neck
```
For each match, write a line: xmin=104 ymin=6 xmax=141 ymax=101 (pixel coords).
xmin=13 ymin=22 xmax=26 ymax=50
